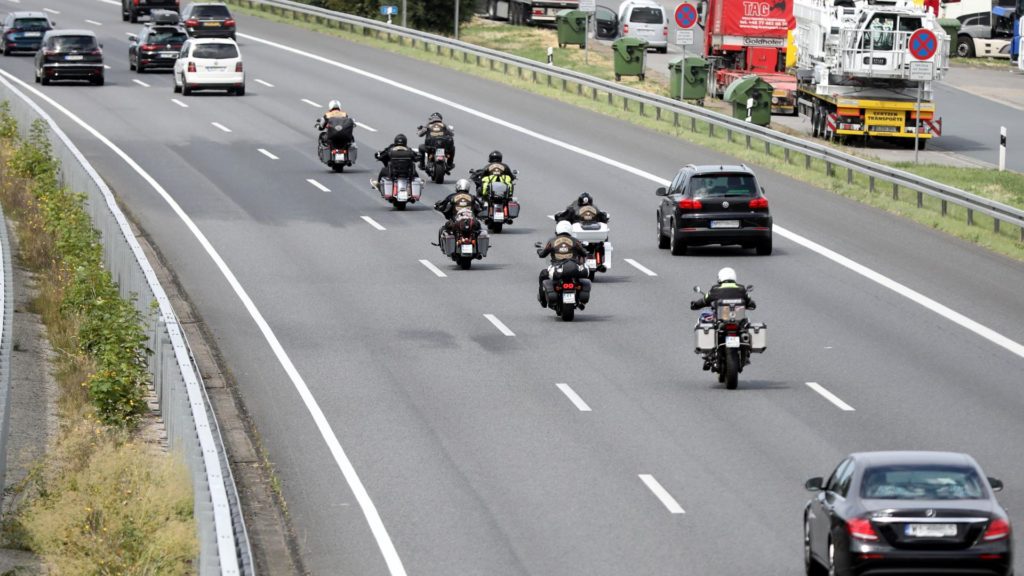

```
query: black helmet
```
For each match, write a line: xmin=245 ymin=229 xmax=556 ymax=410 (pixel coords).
xmin=488 ymin=150 xmax=503 ymax=163
xmin=578 ymin=192 xmax=593 ymax=206
xmin=429 ymin=112 xmax=443 ymax=122
xmin=394 ymin=133 xmax=407 ymax=146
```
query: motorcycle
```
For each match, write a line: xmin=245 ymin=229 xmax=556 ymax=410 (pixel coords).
xmin=376 ymin=175 xmax=423 ymax=210
xmin=567 ymin=220 xmax=612 ymax=279
xmin=471 ymin=169 xmax=520 ymax=233
xmin=535 ymin=251 xmax=592 ymax=322
xmin=690 ymin=286 xmax=767 ymax=390
xmin=423 ymin=145 xmax=450 ymax=184
xmin=315 ymin=120 xmax=356 ymax=173
xmin=437 ymin=211 xmax=489 ymax=270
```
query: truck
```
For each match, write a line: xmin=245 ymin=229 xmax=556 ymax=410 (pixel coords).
xmin=482 ymin=0 xmax=579 ymax=26
xmin=940 ymin=0 xmax=1015 ymax=58
xmin=793 ymin=0 xmax=949 ymax=146
xmin=696 ymin=0 xmax=799 ymax=114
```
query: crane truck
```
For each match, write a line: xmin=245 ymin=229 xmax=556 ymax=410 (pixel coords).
xmin=793 ymin=0 xmax=949 ymax=147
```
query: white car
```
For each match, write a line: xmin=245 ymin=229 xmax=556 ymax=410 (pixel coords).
xmin=173 ymin=37 xmax=244 ymax=96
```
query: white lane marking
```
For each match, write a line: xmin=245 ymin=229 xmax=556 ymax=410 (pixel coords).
xmin=103 ymin=65 xmax=111 ymax=70
xmin=0 ymin=69 xmax=409 ymax=576
xmin=171 ymin=98 xmax=188 ymax=108
xmin=211 ymin=122 xmax=232 ymax=133
xmin=132 ymin=79 xmax=150 ymax=88
xmin=254 ymin=78 xmax=274 ymax=87
xmin=546 ymin=214 xmax=555 ymax=220
xmin=235 ymin=33 xmax=1024 ymax=361
xmin=361 ymin=215 xmax=386 ymax=231
xmin=555 ymin=383 xmax=591 ymax=412
xmin=97 ymin=0 xmax=119 ymax=5
xmin=306 ymin=178 xmax=330 ymax=193
xmin=624 ymin=258 xmax=657 ymax=277
xmin=124 ymin=32 xmax=135 ymax=37
xmin=258 ymin=148 xmax=279 ymax=160
xmin=484 ymin=313 xmax=515 ymax=337
xmin=43 ymin=8 xmax=59 ymax=14
xmin=85 ymin=19 xmax=103 ymax=26
xmin=301 ymin=98 xmax=321 ymax=108
xmin=806 ymin=382 xmax=855 ymax=412
xmin=356 ymin=121 xmax=377 ymax=132
xmin=419 ymin=259 xmax=446 ymax=278
xmin=639 ymin=474 xmax=685 ymax=514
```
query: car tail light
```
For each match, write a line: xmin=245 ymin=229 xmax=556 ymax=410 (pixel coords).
xmin=983 ymin=518 xmax=1010 ymax=541
xmin=224 ymin=19 xmax=236 ymax=26
xmin=7 ymin=28 xmax=22 ymax=34
xmin=187 ymin=61 xmax=196 ymax=72
xmin=847 ymin=518 xmax=879 ymax=541
xmin=186 ymin=19 xmax=199 ymax=27
xmin=141 ymin=43 xmax=158 ymax=51
xmin=623 ymin=24 xmax=629 ymax=34
xmin=748 ymin=197 xmax=768 ymax=209
xmin=663 ymin=25 xmax=668 ymax=36
xmin=89 ymin=48 xmax=102 ymax=55
xmin=235 ymin=61 xmax=243 ymax=72
xmin=678 ymin=198 xmax=702 ymax=210
xmin=133 ymin=0 xmax=140 ymax=5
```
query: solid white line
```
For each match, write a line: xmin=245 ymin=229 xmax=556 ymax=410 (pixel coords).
xmin=211 ymin=122 xmax=231 ymax=133
xmin=639 ymin=474 xmax=685 ymax=514
xmin=171 ymin=98 xmax=188 ymax=108
xmin=254 ymin=78 xmax=274 ymax=87
xmin=43 ymin=7 xmax=59 ymax=14
xmin=235 ymin=32 xmax=1024 ymax=362
xmin=418 ymin=259 xmax=446 ymax=278
xmin=356 ymin=121 xmax=377 ymax=132
xmin=361 ymin=215 xmax=386 ymax=231
xmin=806 ymin=382 xmax=855 ymax=412
xmin=624 ymin=258 xmax=657 ymax=276
xmin=124 ymin=32 xmax=134 ymax=37
xmin=301 ymin=98 xmax=321 ymax=108
xmin=555 ymin=383 xmax=591 ymax=412
xmin=306 ymin=178 xmax=330 ymax=193
xmin=483 ymin=313 xmax=515 ymax=336
xmin=546 ymin=214 xmax=555 ymax=220
xmin=97 ymin=0 xmax=119 ymax=5
xmin=132 ymin=79 xmax=150 ymax=88
xmin=103 ymin=65 xmax=111 ymax=70
xmin=257 ymin=148 xmax=279 ymax=160
xmin=85 ymin=19 xmax=103 ymax=26
xmin=0 ymin=68 xmax=409 ymax=576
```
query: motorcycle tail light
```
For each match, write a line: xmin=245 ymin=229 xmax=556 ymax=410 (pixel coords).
xmin=562 ymin=283 xmax=574 ymax=289
xmin=848 ymin=518 xmax=879 ymax=541
xmin=983 ymin=519 xmax=1010 ymax=541
xmin=725 ymin=323 xmax=738 ymax=331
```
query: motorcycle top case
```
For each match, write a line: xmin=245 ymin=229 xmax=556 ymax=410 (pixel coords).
xmin=571 ymin=222 xmax=609 ymax=243
xmin=694 ymin=323 xmax=716 ymax=353
xmin=747 ymin=323 xmax=767 ymax=352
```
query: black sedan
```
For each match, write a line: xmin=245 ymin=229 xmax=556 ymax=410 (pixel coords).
xmin=180 ymin=3 xmax=236 ymax=39
xmin=128 ymin=23 xmax=187 ymax=72
xmin=34 ymin=30 xmax=104 ymax=86
xmin=804 ymin=451 xmax=1013 ymax=576
xmin=655 ymin=164 xmax=772 ymax=255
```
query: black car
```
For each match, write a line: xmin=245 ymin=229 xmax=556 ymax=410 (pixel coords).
xmin=180 ymin=3 xmax=235 ymax=39
xmin=655 ymin=164 xmax=772 ymax=255
xmin=128 ymin=18 xmax=187 ymax=72
xmin=2 ymin=11 xmax=54 ymax=56
xmin=34 ymin=30 xmax=104 ymax=86
xmin=594 ymin=5 xmax=618 ymax=39
xmin=804 ymin=451 xmax=1013 ymax=576
xmin=122 ymin=0 xmax=180 ymax=23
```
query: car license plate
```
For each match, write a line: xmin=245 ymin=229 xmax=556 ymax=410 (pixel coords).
xmin=460 ymin=244 xmax=474 ymax=255
xmin=66 ymin=54 xmax=84 ymax=61
xmin=725 ymin=336 xmax=740 ymax=348
xmin=562 ymin=292 xmax=576 ymax=304
xmin=710 ymin=220 xmax=740 ymax=229
xmin=205 ymin=21 xmax=222 ymax=27
xmin=206 ymin=66 xmax=225 ymax=71
xmin=24 ymin=32 xmax=41 ymax=38
xmin=905 ymin=524 xmax=957 ymax=538
xmin=160 ymin=52 xmax=178 ymax=58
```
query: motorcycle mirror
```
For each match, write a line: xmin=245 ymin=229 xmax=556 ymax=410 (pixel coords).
xmin=655 ymin=186 xmax=667 ymax=196
xmin=692 ymin=285 xmax=702 ymax=293
xmin=534 ymin=242 xmax=543 ymax=248
xmin=747 ymin=284 xmax=755 ymax=292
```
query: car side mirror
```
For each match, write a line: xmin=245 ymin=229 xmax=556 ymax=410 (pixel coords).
xmin=128 ymin=34 xmax=138 ymax=42
xmin=805 ymin=477 xmax=824 ymax=492
xmin=760 ymin=186 xmax=766 ymax=195
xmin=989 ymin=477 xmax=1004 ymax=492
xmin=655 ymin=186 xmax=667 ymax=196
xmin=692 ymin=285 xmax=702 ymax=294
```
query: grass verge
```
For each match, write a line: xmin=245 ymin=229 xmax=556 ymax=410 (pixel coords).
xmin=0 ymin=102 xmax=197 ymax=574
xmin=228 ymin=1 xmax=1023 ymax=259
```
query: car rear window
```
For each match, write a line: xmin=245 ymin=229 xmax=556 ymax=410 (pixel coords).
xmin=193 ymin=5 xmax=231 ymax=18
xmin=861 ymin=466 xmax=986 ymax=500
xmin=690 ymin=174 xmax=758 ymax=198
xmin=193 ymin=43 xmax=238 ymax=58
xmin=50 ymin=36 xmax=98 ymax=51
xmin=14 ymin=18 xmax=51 ymax=30
xmin=630 ymin=7 xmax=663 ymax=23
xmin=148 ymin=29 xmax=188 ymax=43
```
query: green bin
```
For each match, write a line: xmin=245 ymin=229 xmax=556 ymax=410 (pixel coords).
xmin=668 ymin=58 xmax=683 ymax=99
xmin=612 ymin=37 xmax=648 ymax=81
xmin=682 ymin=56 xmax=709 ymax=100
xmin=556 ymin=10 xmax=588 ymax=49
xmin=938 ymin=18 xmax=961 ymax=57
xmin=722 ymin=75 xmax=772 ymax=126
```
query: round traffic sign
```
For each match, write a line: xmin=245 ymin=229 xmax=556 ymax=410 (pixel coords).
xmin=675 ymin=3 xmax=698 ymax=29
xmin=908 ymin=28 xmax=938 ymax=61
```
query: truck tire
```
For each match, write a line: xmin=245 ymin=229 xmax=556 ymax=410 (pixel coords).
xmin=956 ymin=35 xmax=975 ymax=58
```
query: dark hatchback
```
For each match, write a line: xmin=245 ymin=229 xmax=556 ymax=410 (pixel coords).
xmin=2 ymin=12 xmax=54 ymax=55
xmin=34 ymin=30 xmax=105 ymax=86
xmin=129 ymin=23 xmax=187 ymax=71
xmin=122 ymin=0 xmax=180 ymax=23
xmin=655 ymin=164 xmax=773 ymax=255
xmin=804 ymin=451 xmax=1013 ymax=576
xmin=180 ymin=3 xmax=235 ymax=39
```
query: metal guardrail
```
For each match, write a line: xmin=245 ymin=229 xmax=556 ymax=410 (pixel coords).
xmin=0 ymin=192 xmax=12 ymax=506
xmin=231 ymin=0 xmax=1024 ymax=241
xmin=0 ymin=77 xmax=252 ymax=575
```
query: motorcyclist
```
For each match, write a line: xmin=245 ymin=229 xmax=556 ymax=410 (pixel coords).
xmin=372 ymin=133 xmax=419 ymax=190
xmin=689 ymin=267 xmax=756 ymax=311
xmin=417 ymin=112 xmax=455 ymax=172
xmin=472 ymin=150 xmax=515 ymax=199
xmin=434 ymin=179 xmax=484 ymax=243
xmin=536 ymin=220 xmax=589 ymax=308
xmin=554 ymin=192 xmax=609 ymax=224
xmin=315 ymin=99 xmax=355 ymax=149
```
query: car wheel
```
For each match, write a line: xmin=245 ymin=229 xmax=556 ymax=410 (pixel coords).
xmin=173 ymin=78 xmax=182 ymax=93
xmin=94 ymin=75 xmax=104 ymax=86
xmin=669 ymin=223 xmax=687 ymax=256
xmin=956 ymin=35 xmax=975 ymax=58
xmin=40 ymin=71 xmax=50 ymax=86
xmin=756 ymin=237 xmax=772 ymax=255
xmin=129 ymin=10 xmax=138 ymax=23
xmin=827 ymin=539 xmax=838 ymax=576
xmin=34 ymin=68 xmax=41 ymax=83
xmin=657 ymin=213 xmax=669 ymax=249
xmin=235 ymin=85 xmax=245 ymax=96
xmin=122 ymin=11 xmax=129 ymax=22
xmin=129 ymin=57 xmax=136 ymax=71
xmin=182 ymin=81 xmax=191 ymax=96
xmin=804 ymin=519 xmax=826 ymax=576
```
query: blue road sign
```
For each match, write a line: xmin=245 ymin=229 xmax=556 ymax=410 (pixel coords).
xmin=909 ymin=28 xmax=938 ymax=60
xmin=379 ymin=5 xmax=398 ymax=15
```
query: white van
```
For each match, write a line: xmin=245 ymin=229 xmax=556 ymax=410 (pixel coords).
xmin=617 ymin=0 xmax=668 ymax=53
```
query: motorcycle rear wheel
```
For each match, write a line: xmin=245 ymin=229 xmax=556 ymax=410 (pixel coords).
xmin=332 ymin=164 xmax=345 ymax=173
xmin=725 ymin=349 xmax=740 ymax=390
xmin=560 ymin=305 xmax=575 ymax=322
xmin=432 ymin=165 xmax=445 ymax=184
xmin=488 ymin=222 xmax=503 ymax=233
xmin=458 ymin=256 xmax=472 ymax=270
xmin=394 ymin=201 xmax=407 ymax=211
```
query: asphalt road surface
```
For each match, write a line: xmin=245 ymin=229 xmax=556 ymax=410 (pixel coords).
xmin=2 ymin=1 xmax=1023 ymax=574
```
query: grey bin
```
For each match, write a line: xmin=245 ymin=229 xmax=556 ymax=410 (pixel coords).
xmin=722 ymin=74 xmax=772 ymax=126
xmin=555 ymin=10 xmax=588 ymax=49
xmin=612 ymin=37 xmax=648 ymax=81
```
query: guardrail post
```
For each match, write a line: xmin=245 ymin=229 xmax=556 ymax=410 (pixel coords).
xmin=869 ymin=176 xmax=875 ymax=193
xmin=825 ymin=160 xmax=832 ymax=177
xmin=656 ymin=107 xmax=661 ymax=121
xmin=592 ymin=87 xmax=597 ymax=100
xmin=892 ymin=184 xmax=898 ymax=200
xmin=1019 ymin=225 xmax=1023 ymax=243
xmin=623 ymin=98 xmax=628 ymax=111
xmin=531 ymin=70 xmax=536 ymax=82
xmin=727 ymin=129 xmax=732 ymax=143
xmin=503 ymin=62 xmax=508 ymax=74
xmin=994 ymin=219 xmax=1000 ymax=234
xmin=547 ymin=75 xmax=552 ymax=87
xmin=607 ymin=92 xmax=612 ymax=104
xmin=690 ymin=116 xmax=696 ymax=132
xmin=562 ymin=78 xmax=566 ymax=91
xmin=709 ymin=123 xmax=714 ymax=137
xmin=916 ymin=191 xmax=923 ymax=208
xmin=490 ymin=60 xmax=495 ymax=71
xmin=847 ymin=168 xmax=853 ymax=185
xmin=784 ymin=148 xmax=790 ymax=164
xmin=577 ymin=84 xmax=583 ymax=96
xmin=941 ymin=199 xmax=947 ymax=216
xmin=804 ymin=154 xmax=810 ymax=169
xmin=764 ymin=141 xmax=770 ymax=156
xmin=745 ymin=135 xmax=751 ymax=149
xmin=967 ymin=208 xmax=974 ymax=226
xmin=639 ymin=102 xmax=644 ymax=117
xmin=463 ymin=52 xmax=468 ymax=63
xmin=476 ymin=55 xmax=481 ymax=66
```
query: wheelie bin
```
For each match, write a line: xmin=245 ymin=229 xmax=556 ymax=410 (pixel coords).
xmin=556 ymin=10 xmax=588 ymax=49
xmin=612 ymin=37 xmax=648 ymax=81
xmin=723 ymin=75 xmax=772 ymax=126
xmin=938 ymin=18 xmax=961 ymax=57
xmin=682 ymin=56 xmax=709 ymax=100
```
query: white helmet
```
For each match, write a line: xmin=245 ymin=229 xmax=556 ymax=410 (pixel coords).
xmin=454 ymin=178 xmax=472 ymax=193
xmin=328 ymin=99 xmax=342 ymax=111
xmin=555 ymin=220 xmax=572 ymax=235
xmin=718 ymin=267 xmax=737 ymax=283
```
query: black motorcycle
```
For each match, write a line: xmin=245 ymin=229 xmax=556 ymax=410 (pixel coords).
xmin=315 ymin=119 xmax=356 ymax=172
xmin=690 ymin=286 xmax=767 ymax=389
xmin=536 ymin=254 xmax=592 ymax=322
xmin=438 ymin=212 xmax=489 ymax=269
xmin=471 ymin=169 xmax=520 ymax=233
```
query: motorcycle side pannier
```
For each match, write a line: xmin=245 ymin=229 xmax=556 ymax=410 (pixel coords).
xmin=380 ymin=177 xmax=394 ymax=199
xmin=477 ymin=232 xmax=490 ymax=257
xmin=507 ymin=201 xmax=520 ymax=219
xmin=694 ymin=324 xmax=715 ymax=352
xmin=440 ymin=232 xmax=456 ymax=256
xmin=747 ymin=323 xmax=767 ymax=352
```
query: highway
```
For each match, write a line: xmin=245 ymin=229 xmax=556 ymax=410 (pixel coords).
xmin=2 ymin=0 xmax=1024 ymax=574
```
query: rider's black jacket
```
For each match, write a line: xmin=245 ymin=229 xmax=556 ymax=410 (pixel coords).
xmin=690 ymin=281 xmax=756 ymax=310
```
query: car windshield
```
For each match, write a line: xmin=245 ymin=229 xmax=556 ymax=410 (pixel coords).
xmin=630 ymin=7 xmax=663 ymax=23
xmin=690 ymin=174 xmax=758 ymax=198
xmin=193 ymin=5 xmax=231 ymax=18
xmin=148 ymin=29 xmax=188 ymax=43
xmin=14 ymin=18 xmax=50 ymax=30
xmin=193 ymin=43 xmax=238 ymax=58
xmin=50 ymin=36 xmax=98 ymax=51
xmin=861 ymin=465 xmax=986 ymax=500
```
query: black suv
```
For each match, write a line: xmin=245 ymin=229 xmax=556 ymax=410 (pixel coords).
xmin=180 ymin=3 xmax=235 ymax=39
xmin=128 ymin=14 xmax=187 ymax=72
xmin=34 ymin=30 xmax=105 ymax=86
xmin=122 ymin=0 xmax=180 ymax=23
xmin=2 ymin=11 xmax=54 ymax=55
xmin=655 ymin=164 xmax=773 ymax=255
